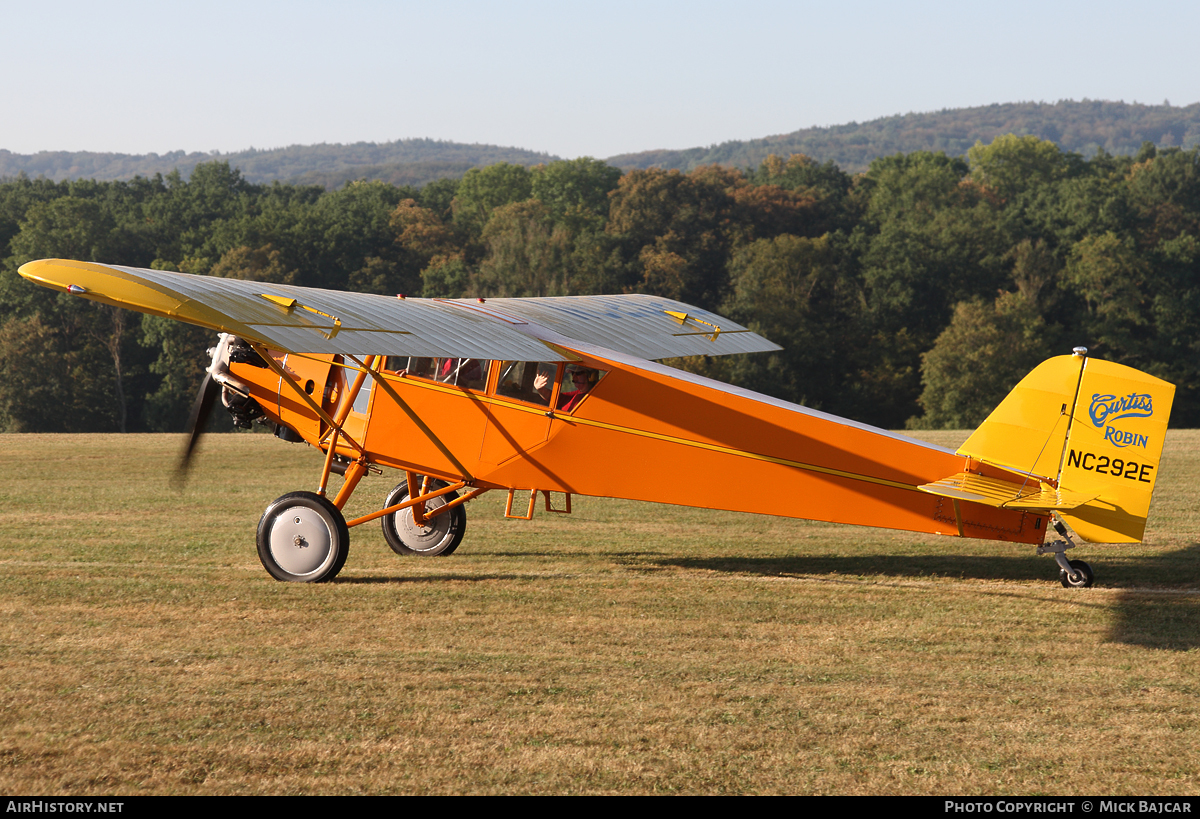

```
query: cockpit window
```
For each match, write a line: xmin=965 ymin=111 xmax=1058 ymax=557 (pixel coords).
xmin=556 ymin=365 xmax=606 ymax=412
xmin=492 ymin=361 xmax=607 ymax=412
xmin=495 ymin=361 xmax=556 ymax=406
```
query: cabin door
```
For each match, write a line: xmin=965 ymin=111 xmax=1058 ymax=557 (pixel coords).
xmin=478 ymin=361 xmax=557 ymax=466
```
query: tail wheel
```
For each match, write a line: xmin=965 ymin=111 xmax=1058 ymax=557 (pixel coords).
xmin=381 ymin=478 xmax=466 ymax=556
xmin=1060 ymin=559 xmax=1094 ymax=589
xmin=256 ymin=491 xmax=350 ymax=582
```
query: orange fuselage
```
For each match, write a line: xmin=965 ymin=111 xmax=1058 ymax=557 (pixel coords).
xmin=237 ymin=345 xmax=1048 ymax=545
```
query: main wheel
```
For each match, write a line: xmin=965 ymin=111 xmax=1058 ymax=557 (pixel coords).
xmin=256 ymin=491 xmax=350 ymax=582
xmin=381 ymin=478 xmax=466 ymax=556
xmin=1060 ymin=559 xmax=1094 ymax=588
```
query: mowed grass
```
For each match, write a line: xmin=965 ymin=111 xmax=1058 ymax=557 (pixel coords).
xmin=1 ymin=431 xmax=1198 ymax=795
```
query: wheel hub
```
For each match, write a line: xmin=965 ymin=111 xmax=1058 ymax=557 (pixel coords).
xmin=381 ymin=480 xmax=466 ymax=557
xmin=397 ymin=498 xmax=452 ymax=548
xmin=268 ymin=505 xmax=334 ymax=575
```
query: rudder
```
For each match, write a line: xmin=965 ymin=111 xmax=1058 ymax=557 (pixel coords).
xmin=1058 ymin=358 xmax=1174 ymax=542
xmin=957 ymin=352 xmax=1174 ymax=543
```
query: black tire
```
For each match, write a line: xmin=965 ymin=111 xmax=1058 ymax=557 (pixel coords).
xmin=381 ymin=478 xmax=466 ymax=556
xmin=1059 ymin=559 xmax=1094 ymax=589
xmin=256 ymin=491 xmax=350 ymax=582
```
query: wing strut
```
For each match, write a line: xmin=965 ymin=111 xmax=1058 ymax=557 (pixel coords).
xmin=314 ymin=355 xmax=378 ymax=499
xmin=348 ymin=355 xmax=476 ymax=482
xmin=343 ymin=481 xmax=489 ymax=528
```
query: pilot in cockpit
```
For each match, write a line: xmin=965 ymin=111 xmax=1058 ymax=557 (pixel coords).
xmin=534 ymin=366 xmax=595 ymax=412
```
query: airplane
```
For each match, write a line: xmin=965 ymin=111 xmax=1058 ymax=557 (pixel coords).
xmin=19 ymin=258 xmax=1176 ymax=588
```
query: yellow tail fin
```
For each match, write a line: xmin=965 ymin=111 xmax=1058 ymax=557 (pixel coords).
xmin=957 ymin=352 xmax=1174 ymax=543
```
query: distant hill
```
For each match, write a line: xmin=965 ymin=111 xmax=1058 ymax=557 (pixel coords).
xmin=4 ymin=101 xmax=1199 ymax=186
xmin=607 ymin=100 xmax=1200 ymax=173
xmin=0 ymin=139 xmax=559 ymax=187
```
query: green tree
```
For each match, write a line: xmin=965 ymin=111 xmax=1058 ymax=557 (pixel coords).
xmin=210 ymin=243 xmax=297 ymax=284
xmin=418 ymin=177 xmax=460 ymax=220
xmin=1064 ymin=231 xmax=1153 ymax=361
xmin=8 ymin=196 xmax=122 ymax=266
xmin=0 ymin=175 xmax=67 ymax=262
xmin=606 ymin=167 xmax=738 ymax=310
xmin=717 ymin=234 xmax=861 ymax=412
xmin=530 ymin=157 xmax=622 ymax=232
xmin=968 ymin=134 xmax=1075 ymax=200
xmin=913 ymin=292 xmax=1059 ymax=429
xmin=853 ymin=152 xmax=1009 ymax=423
xmin=139 ymin=314 xmax=221 ymax=433
xmin=3 ymin=196 xmax=151 ymax=431
xmin=1143 ymin=232 xmax=1200 ymax=424
xmin=1008 ymin=238 xmax=1060 ymax=306
xmin=421 ymin=257 xmax=473 ymax=298
xmin=300 ymin=180 xmax=410 ymax=292
xmin=751 ymin=153 xmax=852 ymax=198
xmin=452 ymin=163 xmax=533 ymax=235
xmin=473 ymin=201 xmax=574 ymax=297
xmin=0 ymin=313 xmax=122 ymax=432
xmin=1127 ymin=146 xmax=1200 ymax=246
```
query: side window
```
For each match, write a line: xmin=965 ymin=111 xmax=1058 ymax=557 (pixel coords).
xmin=352 ymin=378 xmax=372 ymax=414
xmin=385 ymin=356 xmax=436 ymax=379
xmin=384 ymin=356 xmax=491 ymax=392
xmin=436 ymin=358 xmax=490 ymax=390
xmin=557 ymin=365 xmax=607 ymax=413
xmin=495 ymin=361 xmax=557 ymax=406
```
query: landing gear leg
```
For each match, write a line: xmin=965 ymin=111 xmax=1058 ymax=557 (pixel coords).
xmin=1036 ymin=516 xmax=1094 ymax=588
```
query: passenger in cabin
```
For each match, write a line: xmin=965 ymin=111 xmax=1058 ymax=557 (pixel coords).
xmin=437 ymin=357 xmax=483 ymax=385
xmin=386 ymin=357 xmax=486 ymax=390
xmin=535 ymin=366 xmax=596 ymax=412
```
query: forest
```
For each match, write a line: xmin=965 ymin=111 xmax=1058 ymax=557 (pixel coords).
xmin=1 ymin=134 xmax=1198 ymax=435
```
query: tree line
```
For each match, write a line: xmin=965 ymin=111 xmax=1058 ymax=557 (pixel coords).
xmin=2 ymin=136 xmax=1198 ymax=434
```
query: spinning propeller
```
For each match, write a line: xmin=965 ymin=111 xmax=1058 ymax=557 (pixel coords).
xmin=177 ymin=336 xmax=270 ymax=480
xmin=177 ymin=371 xmax=220 ymax=479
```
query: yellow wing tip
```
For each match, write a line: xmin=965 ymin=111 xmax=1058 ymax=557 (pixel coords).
xmin=19 ymin=259 xmax=131 ymax=292
xmin=18 ymin=258 xmax=73 ymax=285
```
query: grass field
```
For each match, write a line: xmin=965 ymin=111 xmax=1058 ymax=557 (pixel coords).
xmin=1 ymin=431 xmax=1197 ymax=795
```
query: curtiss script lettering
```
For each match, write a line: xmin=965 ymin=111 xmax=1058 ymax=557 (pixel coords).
xmin=1090 ymin=392 xmax=1153 ymax=427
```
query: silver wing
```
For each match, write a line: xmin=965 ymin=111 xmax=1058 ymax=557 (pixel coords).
xmin=19 ymin=259 xmax=780 ymax=361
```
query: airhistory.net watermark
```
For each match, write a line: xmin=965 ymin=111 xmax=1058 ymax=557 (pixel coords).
xmin=6 ymin=804 xmax=123 ymax=813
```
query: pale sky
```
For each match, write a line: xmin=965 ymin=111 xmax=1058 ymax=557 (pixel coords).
xmin=2 ymin=0 xmax=1197 ymax=159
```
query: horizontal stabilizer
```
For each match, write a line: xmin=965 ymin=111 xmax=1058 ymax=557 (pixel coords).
xmin=918 ymin=472 xmax=1097 ymax=511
